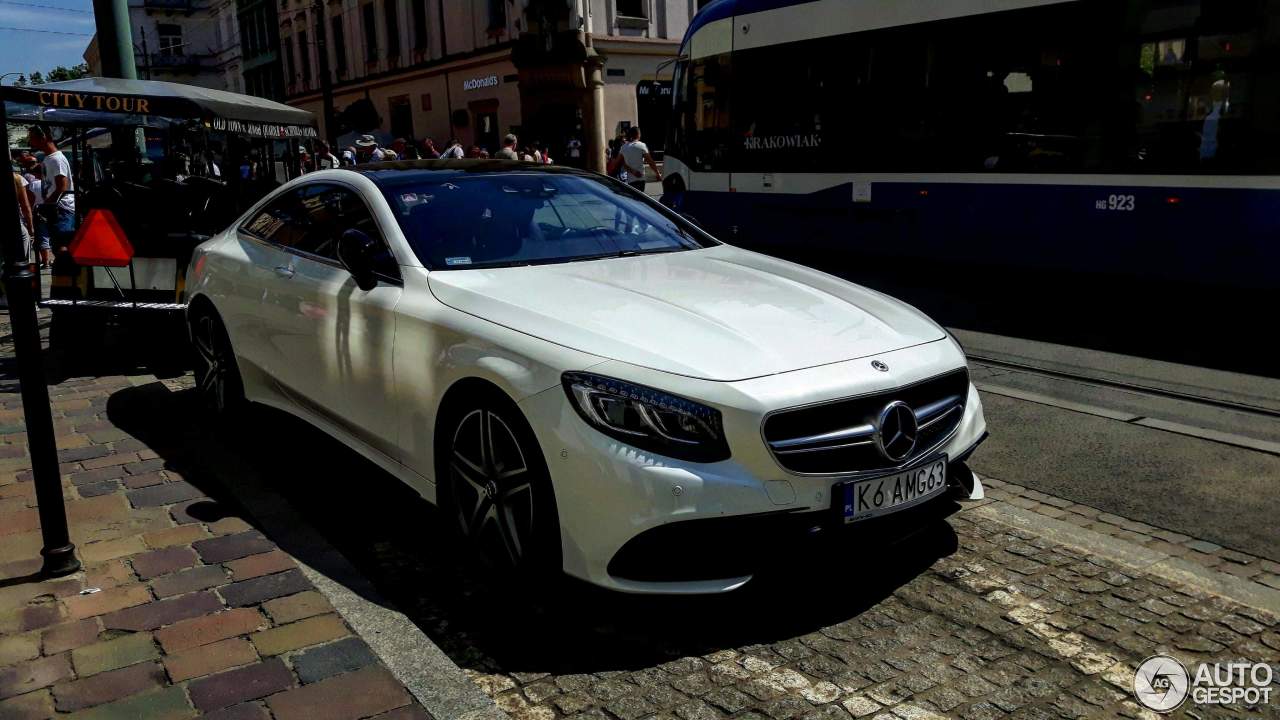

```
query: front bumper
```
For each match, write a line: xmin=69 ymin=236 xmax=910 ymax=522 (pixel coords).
xmin=518 ymin=341 xmax=988 ymax=594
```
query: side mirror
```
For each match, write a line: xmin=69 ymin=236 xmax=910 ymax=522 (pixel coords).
xmin=337 ymin=229 xmax=379 ymax=291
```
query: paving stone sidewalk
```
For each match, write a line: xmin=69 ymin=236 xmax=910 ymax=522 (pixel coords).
xmin=0 ymin=316 xmax=429 ymax=718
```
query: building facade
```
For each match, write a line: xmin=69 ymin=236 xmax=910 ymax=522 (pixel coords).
xmin=84 ymin=0 xmax=244 ymax=92
xmin=281 ymin=0 xmax=697 ymax=159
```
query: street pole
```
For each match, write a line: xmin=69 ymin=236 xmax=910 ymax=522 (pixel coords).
xmin=579 ymin=0 xmax=606 ymax=173
xmin=91 ymin=0 xmax=138 ymax=79
xmin=313 ymin=0 xmax=337 ymax=147
xmin=0 ymin=102 xmax=80 ymax=577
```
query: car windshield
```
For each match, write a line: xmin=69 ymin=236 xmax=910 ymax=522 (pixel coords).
xmin=378 ymin=172 xmax=716 ymax=269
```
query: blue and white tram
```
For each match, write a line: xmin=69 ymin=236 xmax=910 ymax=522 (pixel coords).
xmin=661 ymin=0 xmax=1280 ymax=291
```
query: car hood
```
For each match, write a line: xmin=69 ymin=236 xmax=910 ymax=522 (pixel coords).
xmin=426 ymin=245 xmax=946 ymax=382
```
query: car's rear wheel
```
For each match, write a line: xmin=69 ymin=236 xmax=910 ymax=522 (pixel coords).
xmin=439 ymin=389 xmax=560 ymax=576
xmin=190 ymin=306 xmax=244 ymax=418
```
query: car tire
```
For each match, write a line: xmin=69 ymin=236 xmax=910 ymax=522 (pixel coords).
xmin=436 ymin=387 xmax=562 ymax=579
xmin=189 ymin=306 xmax=245 ymax=420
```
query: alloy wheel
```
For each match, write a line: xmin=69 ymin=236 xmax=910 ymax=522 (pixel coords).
xmin=449 ymin=408 xmax=536 ymax=568
xmin=192 ymin=314 xmax=229 ymax=413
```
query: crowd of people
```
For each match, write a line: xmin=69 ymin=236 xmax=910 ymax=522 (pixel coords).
xmin=296 ymin=133 xmax=561 ymax=173
xmin=292 ymin=126 xmax=662 ymax=191
xmin=11 ymin=126 xmax=74 ymax=268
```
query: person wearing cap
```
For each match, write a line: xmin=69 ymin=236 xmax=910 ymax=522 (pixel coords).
xmin=495 ymin=133 xmax=520 ymax=161
xmin=354 ymin=134 xmax=380 ymax=163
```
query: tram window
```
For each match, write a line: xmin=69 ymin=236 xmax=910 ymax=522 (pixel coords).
xmin=685 ymin=54 xmax=732 ymax=173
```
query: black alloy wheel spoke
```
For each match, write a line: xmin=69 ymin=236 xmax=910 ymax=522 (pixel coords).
xmin=451 ymin=409 xmax=535 ymax=567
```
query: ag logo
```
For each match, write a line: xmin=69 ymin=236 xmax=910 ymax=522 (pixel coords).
xmin=1134 ymin=655 xmax=1189 ymax=713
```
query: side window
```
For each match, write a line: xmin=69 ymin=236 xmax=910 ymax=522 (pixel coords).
xmin=242 ymin=192 xmax=308 ymax=248
xmin=298 ymin=184 xmax=400 ymax=278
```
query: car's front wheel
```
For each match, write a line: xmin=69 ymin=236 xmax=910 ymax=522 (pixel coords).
xmin=190 ymin=306 xmax=244 ymax=419
xmin=439 ymin=390 xmax=561 ymax=576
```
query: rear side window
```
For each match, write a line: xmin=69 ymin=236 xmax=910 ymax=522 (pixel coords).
xmin=243 ymin=192 xmax=307 ymax=248
xmin=244 ymin=183 xmax=400 ymax=278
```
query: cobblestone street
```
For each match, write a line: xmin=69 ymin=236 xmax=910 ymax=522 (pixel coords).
xmin=0 ymin=315 xmax=1277 ymax=719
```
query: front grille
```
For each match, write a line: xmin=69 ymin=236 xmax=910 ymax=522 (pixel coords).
xmin=762 ymin=369 xmax=969 ymax=476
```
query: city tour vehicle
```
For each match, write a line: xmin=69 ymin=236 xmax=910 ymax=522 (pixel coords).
xmin=2 ymin=77 xmax=317 ymax=350
xmin=661 ymin=0 xmax=1280 ymax=292
xmin=185 ymin=160 xmax=988 ymax=593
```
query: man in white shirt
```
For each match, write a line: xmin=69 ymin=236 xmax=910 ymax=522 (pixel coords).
xmin=619 ymin=126 xmax=662 ymax=192
xmin=29 ymin=126 xmax=75 ymax=253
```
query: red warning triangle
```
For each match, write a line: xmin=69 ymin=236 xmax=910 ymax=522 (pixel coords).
xmin=69 ymin=209 xmax=135 ymax=268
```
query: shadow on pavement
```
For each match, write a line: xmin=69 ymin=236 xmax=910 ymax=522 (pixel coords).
xmin=105 ymin=380 xmax=958 ymax=677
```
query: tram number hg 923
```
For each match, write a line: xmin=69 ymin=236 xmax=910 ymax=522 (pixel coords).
xmin=1098 ymin=194 xmax=1136 ymax=212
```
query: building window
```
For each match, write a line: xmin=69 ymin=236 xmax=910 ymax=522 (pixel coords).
xmin=384 ymin=0 xmax=399 ymax=58
xmin=411 ymin=0 xmax=427 ymax=50
xmin=331 ymin=16 xmax=347 ymax=75
xmin=297 ymin=29 xmax=310 ymax=85
xmin=362 ymin=4 xmax=377 ymax=63
xmin=616 ymin=0 xmax=646 ymax=19
xmin=282 ymin=35 xmax=294 ymax=82
xmin=487 ymin=0 xmax=505 ymax=31
xmin=389 ymin=95 xmax=413 ymax=140
xmin=157 ymin=23 xmax=183 ymax=56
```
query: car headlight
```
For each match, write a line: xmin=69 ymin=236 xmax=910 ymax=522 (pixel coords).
xmin=562 ymin=372 xmax=730 ymax=462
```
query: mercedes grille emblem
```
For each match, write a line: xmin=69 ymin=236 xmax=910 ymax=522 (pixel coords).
xmin=874 ymin=401 xmax=918 ymax=462
xmin=871 ymin=360 xmax=889 ymax=372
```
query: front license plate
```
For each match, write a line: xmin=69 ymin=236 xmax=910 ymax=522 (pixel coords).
xmin=837 ymin=457 xmax=947 ymax=524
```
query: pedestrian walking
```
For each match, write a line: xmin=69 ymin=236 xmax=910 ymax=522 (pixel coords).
xmin=495 ymin=134 xmax=520 ymax=161
xmin=619 ymin=126 xmax=662 ymax=192
xmin=28 ymin=126 xmax=75 ymax=255
xmin=565 ymin=136 xmax=582 ymax=167
xmin=12 ymin=171 xmax=33 ymax=264
xmin=420 ymin=138 xmax=441 ymax=159
xmin=24 ymin=163 xmax=49 ymax=267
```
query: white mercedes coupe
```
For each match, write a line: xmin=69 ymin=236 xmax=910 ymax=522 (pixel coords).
xmin=185 ymin=161 xmax=987 ymax=594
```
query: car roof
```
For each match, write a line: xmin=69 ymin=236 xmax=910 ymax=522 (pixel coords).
xmin=356 ymin=159 xmax=602 ymax=185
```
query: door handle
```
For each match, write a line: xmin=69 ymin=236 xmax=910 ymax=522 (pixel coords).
xmin=273 ymin=265 xmax=295 ymax=278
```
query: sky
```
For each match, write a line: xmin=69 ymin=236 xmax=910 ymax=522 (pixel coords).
xmin=0 ymin=0 xmax=97 ymax=79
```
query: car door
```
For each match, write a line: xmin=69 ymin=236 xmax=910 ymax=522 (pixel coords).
xmin=277 ymin=182 xmax=405 ymax=460
xmin=230 ymin=190 xmax=312 ymax=385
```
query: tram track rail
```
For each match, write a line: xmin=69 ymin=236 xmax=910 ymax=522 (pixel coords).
xmin=967 ymin=354 xmax=1280 ymax=421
